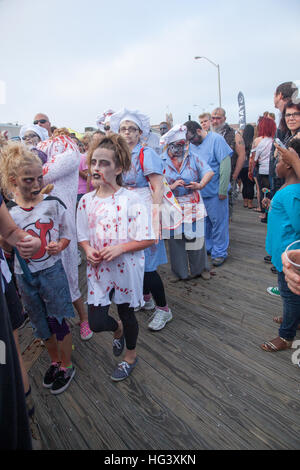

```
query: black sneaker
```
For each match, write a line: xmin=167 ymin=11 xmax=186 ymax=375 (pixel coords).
xmin=264 ymin=255 xmax=272 ymax=264
xmin=51 ymin=366 xmax=76 ymax=395
xmin=43 ymin=363 xmax=61 ymax=388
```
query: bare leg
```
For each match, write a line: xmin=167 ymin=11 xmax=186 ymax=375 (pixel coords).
xmin=57 ymin=332 xmax=73 ymax=368
xmin=73 ymin=296 xmax=88 ymax=323
xmin=45 ymin=334 xmax=60 ymax=363
xmin=123 ymin=348 xmax=137 ymax=364
xmin=113 ymin=320 xmax=123 ymax=340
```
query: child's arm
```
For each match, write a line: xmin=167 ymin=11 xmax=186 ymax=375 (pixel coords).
xmin=79 ymin=240 xmax=102 ymax=266
xmin=99 ymin=239 xmax=155 ymax=262
xmin=46 ymin=238 xmax=70 ymax=255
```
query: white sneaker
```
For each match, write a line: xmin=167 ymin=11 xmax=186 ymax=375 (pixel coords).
xmin=143 ymin=297 xmax=156 ymax=310
xmin=148 ymin=308 xmax=172 ymax=331
xmin=135 ymin=297 xmax=156 ymax=312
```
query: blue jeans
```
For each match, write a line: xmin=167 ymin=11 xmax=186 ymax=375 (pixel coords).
xmin=278 ymin=271 xmax=300 ymax=340
xmin=16 ymin=260 xmax=75 ymax=340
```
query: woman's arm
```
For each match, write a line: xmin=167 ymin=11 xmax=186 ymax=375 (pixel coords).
xmin=148 ymin=173 xmax=164 ymax=205
xmin=186 ymin=171 xmax=214 ymax=190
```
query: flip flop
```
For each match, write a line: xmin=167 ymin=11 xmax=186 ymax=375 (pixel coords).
xmin=260 ymin=336 xmax=292 ymax=352
xmin=253 ymin=208 xmax=262 ymax=213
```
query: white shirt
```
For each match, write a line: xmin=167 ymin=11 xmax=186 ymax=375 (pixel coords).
xmin=254 ymin=137 xmax=273 ymax=175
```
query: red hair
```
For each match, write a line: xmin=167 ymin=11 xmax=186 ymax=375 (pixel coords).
xmin=257 ymin=117 xmax=276 ymax=138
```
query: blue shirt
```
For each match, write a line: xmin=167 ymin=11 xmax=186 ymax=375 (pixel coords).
xmin=161 ymin=150 xmax=213 ymax=198
xmin=190 ymin=132 xmax=233 ymax=198
xmin=122 ymin=143 xmax=163 ymax=188
xmin=266 ymin=183 xmax=300 ymax=272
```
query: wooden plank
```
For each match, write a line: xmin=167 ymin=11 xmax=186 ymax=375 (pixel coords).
xmin=25 ymin=196 xmax=300 ymax=450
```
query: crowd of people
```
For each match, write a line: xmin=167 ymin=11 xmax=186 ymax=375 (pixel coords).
xmin=1 ymin=81 xmax=300 ymax=449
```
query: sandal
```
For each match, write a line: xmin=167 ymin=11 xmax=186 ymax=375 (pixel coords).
xmin=260 ymin=336 xmax=292 ymax=352
xmin=253 ymin=208 xmax=262 ymax=212
xmin=273 ymin=316 xmax=300 ymax=329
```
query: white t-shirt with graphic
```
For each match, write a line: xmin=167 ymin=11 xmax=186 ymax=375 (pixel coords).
xmin=8 ymin=195 xmax=71 ymax=275
xmin=77 ymin=187 xmax=150 ymax=308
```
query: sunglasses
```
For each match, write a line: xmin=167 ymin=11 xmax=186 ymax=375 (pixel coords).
xmin=33 ymin=119 xmax=48 ymax=124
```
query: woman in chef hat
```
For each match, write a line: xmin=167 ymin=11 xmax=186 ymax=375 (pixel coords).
xmin=110 ymin=108 xmax=172 ymax=332
xmin=160 ymin=124 xmax=214 ymax=281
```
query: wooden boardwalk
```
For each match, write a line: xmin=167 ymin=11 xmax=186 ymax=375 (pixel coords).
xmin=20 ymin=197 xmax=300 ymax=450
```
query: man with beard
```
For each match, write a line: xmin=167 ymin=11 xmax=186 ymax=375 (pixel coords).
xmin=184 ymin=120 xmax=232 ymax=267
xmin=211 ymin=108 xmax=246 ymax=219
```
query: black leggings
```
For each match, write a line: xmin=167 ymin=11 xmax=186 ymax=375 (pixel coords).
xmin=239 ymin=167 xmax=255 ymax=200
xmin=88 ymin=303 xmax=139 ymax=351
xmin=143 ymin=271 xmax=167 ymax=307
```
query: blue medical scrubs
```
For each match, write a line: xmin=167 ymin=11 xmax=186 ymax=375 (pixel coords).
xmin=190 ymin=132 xmax=232 ymax=259
xmin=123 ymin=143 xmax=167 ymax=271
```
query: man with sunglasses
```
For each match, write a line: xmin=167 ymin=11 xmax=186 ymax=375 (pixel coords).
xmin=211 ymin=108 xmax=246 ymax=221
xmin=33 ymin=113 xmax=52 ymax=137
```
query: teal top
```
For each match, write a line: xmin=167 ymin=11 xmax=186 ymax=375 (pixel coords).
xmin=266 ymin=183 xmax=300 ymax=271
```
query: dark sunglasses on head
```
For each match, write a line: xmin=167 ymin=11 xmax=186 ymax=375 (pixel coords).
xmin=33 ymin=119 xmax=48 ymax=124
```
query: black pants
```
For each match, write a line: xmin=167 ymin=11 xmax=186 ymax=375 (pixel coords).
xmin=88 ymin=302 xmax=139 ymax=351
xmin=143 ymin=271 xmax=166 ymax=307
xmin=239 ymin=167 xmax=255 ymax=200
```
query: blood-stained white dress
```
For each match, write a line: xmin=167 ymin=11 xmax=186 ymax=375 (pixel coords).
xmin=38 ymin=135 xmax=81 ymax=301
xmin=76 ymin=188 xmax=147 ymax=308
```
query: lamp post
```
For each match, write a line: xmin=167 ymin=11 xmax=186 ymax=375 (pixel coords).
xmin=194 ymin=56 xmax=222 ymax=108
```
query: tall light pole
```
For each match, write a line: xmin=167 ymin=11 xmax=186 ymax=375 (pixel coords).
xmin=194 ymin=56 xmax=222 ymax=108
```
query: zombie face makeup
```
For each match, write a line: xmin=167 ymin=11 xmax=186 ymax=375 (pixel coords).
xmin=90 ymin=147 xmax=121 ymax=189
xmin=22 ymin=131 xmax=41 ymax=148
xmin=168 ymin=140 xmax=186 ymax=159
xmin=186 ymin=129 xmax=203 ymax=146
xmin=14 ymin=164 xmax=43 ymax=203
xmin=159 ymin=124 xmax=169 ymax=136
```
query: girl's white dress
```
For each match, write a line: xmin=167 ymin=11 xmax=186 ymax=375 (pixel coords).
xmin=77 ymin=187 xmax=149 ymax=308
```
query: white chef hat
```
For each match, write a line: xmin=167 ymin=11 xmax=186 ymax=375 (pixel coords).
xmin=19 ymin=124 xmax=49 ymax=142
xmin=159 ymin=124 xmax=187 ymax=147
xmin=109 ymin=108 xmax=150 ymax=137
xmin=96 ymin=109 xmax=115 ymax=131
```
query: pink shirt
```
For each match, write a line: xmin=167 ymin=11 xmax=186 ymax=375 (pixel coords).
xmin=78 ymin=153 xmax=89 ymax=194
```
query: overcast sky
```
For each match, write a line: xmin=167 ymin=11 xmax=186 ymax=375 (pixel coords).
xmin=1 ymin=0 xmax=300 ymax=131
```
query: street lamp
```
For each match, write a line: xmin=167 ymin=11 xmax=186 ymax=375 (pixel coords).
xmin=194 ymin=56 xmax=222 ymax=108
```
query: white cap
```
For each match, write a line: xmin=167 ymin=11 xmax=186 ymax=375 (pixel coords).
xmin=19 ymin=124 xmax=49 ymax=142
xmin=109 ymin=108 xmax=150 ymax=137
xmin=160 ymin=124 xmax=187 ymax=146
xmin=96 ymin=109 xmax=115 ymax=131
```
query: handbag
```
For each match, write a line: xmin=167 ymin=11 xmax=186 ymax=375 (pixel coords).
xmin=139 ymin=147 xmax=183 ymax=237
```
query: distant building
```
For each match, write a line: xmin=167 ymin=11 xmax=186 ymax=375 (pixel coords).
xmin=0 ymin=122 xmax=21 ymax=138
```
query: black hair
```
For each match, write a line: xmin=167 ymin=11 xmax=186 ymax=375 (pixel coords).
xmin=287 ymin=138 xmax=300 ymax=158
xmin=275 ymin=82 xmax=298 ymax=100
xmin=243 ymin=124 xmax=255 ymax=158
xmin=184 ymin=120 xmax=202 ymax=133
